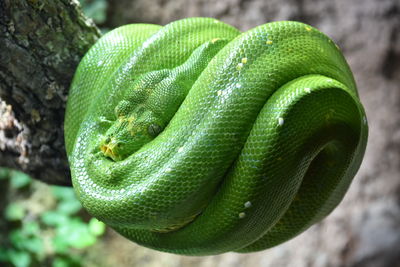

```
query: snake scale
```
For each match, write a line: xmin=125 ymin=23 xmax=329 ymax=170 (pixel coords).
xmin=64 ymin=18 xmax=368 ymax=255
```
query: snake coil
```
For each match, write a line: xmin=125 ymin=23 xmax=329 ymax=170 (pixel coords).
xmin=65 ymin=18 xmax=368 ymax=255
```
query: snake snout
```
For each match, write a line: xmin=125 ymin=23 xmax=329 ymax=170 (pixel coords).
xmin=100 ymin=137 xmax=121 ymax=161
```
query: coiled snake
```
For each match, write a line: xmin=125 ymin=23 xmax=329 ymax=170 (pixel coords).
xmin=65 ymin=18 xmax=368 ymax=255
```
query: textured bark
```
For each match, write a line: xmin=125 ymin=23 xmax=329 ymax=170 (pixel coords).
xmin=102 ymin=1 xmax=400 ymax=267
xmin=0 ymin=0 xmax=100 ymax=185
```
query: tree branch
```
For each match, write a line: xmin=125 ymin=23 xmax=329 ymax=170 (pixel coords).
xmin=0 ymin=0 xmax=100 ymax=185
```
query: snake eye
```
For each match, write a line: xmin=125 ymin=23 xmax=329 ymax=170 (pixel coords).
xmin=147 ymin=123 xmax=162 ymax=137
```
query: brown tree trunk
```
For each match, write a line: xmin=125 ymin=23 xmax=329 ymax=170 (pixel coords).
xmin=0 ymin=0 xmax=100 ymax=185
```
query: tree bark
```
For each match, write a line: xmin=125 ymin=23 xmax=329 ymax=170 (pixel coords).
xmin=0 ymin=0 xmax=100 ymax=185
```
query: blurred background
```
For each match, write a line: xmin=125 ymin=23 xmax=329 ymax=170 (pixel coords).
xmin=1 ymin=0 xmax=399 ymax=266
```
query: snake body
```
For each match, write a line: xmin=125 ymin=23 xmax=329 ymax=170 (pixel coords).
xmin=65 ymin=18 xmax=368 ymax=255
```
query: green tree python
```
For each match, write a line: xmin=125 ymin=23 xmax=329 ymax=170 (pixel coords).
xmin=64 ymin=18 xmax=368 ymax=255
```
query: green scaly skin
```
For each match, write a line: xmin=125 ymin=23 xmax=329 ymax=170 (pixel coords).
xmin=64 ymin=18 xmax=368 ymax=255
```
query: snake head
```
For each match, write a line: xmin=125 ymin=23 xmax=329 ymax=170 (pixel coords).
xmin=99 ymin=106 xmax=164 ymax=161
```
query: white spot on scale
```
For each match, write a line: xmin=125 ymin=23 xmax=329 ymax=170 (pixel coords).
xmin=236 ymin=83 xmax=241 ymax=88
xmin=326 ymin=79 xmax=333 ymax=82
xmin=239 ymin=212 xmax=246 ymax=219
xmin=363 ymin=116 xmax=367 ymax=124
xmin=177 ymin=147 xmax=184 ymax=153
xmin=304 ymin=88 xmax=311 ymax=93
xmin=244 ymin=201 xmax=252 ymax=208
xmin=165 ymin=168 xmax=172 ymax=173
xmin=236 ymin=63 xmax=243 ymax=70
xmin=141 ymin=40 xmax=151 ymax=49
xmin=278 ymin=117 xmax=284 ymax=126
xmin=97 ymin=60 xmax=103 ymax=66
xmin=217 ymin=90 xmax=223 ymax=96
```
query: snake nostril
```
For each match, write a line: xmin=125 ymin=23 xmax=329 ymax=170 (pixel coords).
xmin=105 ymin=137 xmax=111 ymax=143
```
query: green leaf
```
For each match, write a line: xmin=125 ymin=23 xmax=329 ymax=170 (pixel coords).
xmin=51 ymin=186 xmax=75 ymax=200
xmin=21 ymin=221 xmax=40 ymax=236
xmin=56 ymin=198 xmax=82 ymax=215
xmin=9 ymin=229 xmax=25 ymax=250
xmin=88 ymin=218 xmax=106 ymax=236
xmin=5 ymin=203 xmax=25 ymax=221
xmin=0 ymin=249 xmax=9 ymax=261
xmin=22 ymin=236 xmax=44 ymax=255
xmin=41 ymin=211 xmax=69 ymax=226
xmin=52 ymin=235 xmax=69 ymax=254
xmin=80 ymin=0 xmax=107 ymax=24
xmin=7 ymin=249 xmax=31 ymax=267
xmin=51 ymin=186 xmax=77 ymax=201
xmin=53 ymin=256 xmax=82 ymax=267
xmin=9 ymin=224 xmax=43 ymax=256
xmin=10 ymin=171 xmax=31 ymax=189
xmin=55 ymin=219 xmax=96 ymax=249
xmin=0 ymin=168 xmax=10 ymax=180
xmin=53 ymin=257 xmax=70 ymax=267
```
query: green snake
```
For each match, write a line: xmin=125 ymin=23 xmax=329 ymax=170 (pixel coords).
xmin=64 ymin=18 xmax=368 ymax=255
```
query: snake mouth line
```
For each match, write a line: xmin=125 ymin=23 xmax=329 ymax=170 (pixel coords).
xmin=100 ymin=144 xmax=117 ymax=160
